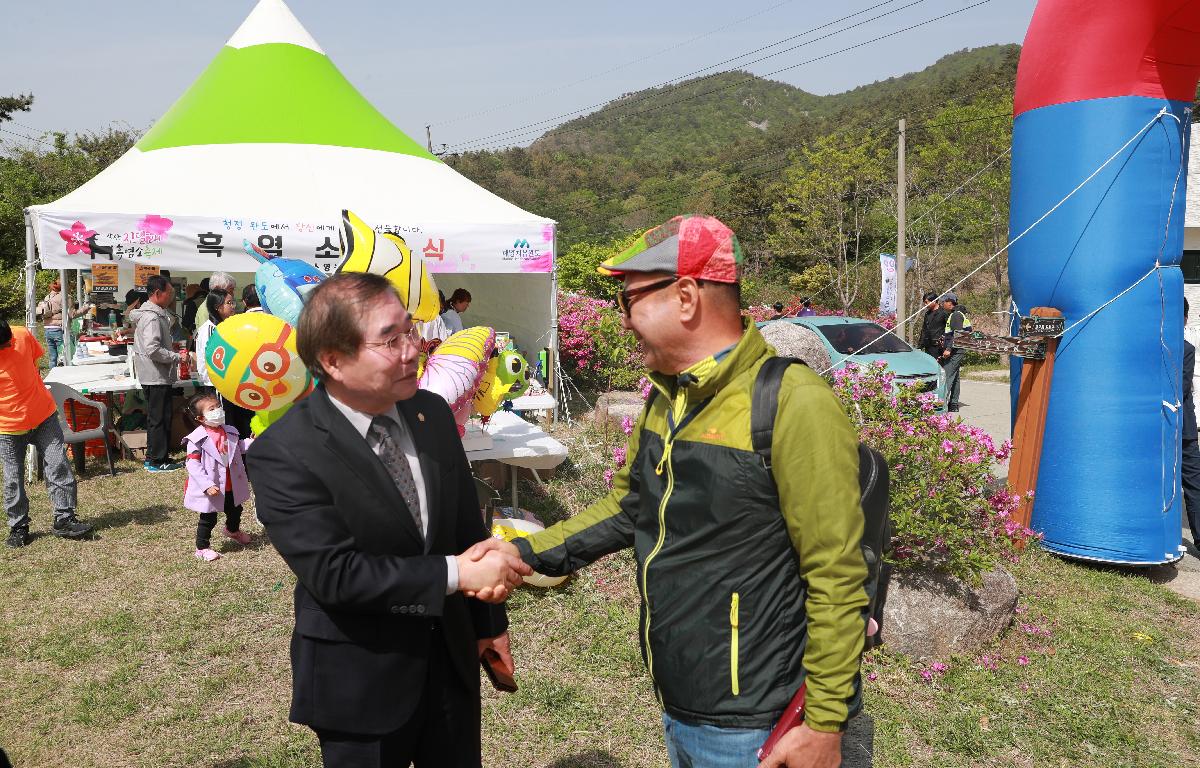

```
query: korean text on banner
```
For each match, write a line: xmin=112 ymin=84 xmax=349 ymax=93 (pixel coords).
xmin=879 ymin=253 xmax=897 ymax=316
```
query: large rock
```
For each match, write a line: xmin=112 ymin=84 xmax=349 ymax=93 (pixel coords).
xmin=881 ymin=567 xmax=1018 ymax=661
xmin=590 ymin=391 xmax=646 ymax=429
xmin=759 ymin=321 xmax=833 ymax=371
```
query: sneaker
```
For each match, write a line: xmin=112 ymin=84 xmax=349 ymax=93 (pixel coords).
xmin=52 ymin=516 xmax=94 ymax=539
xmin=194 ymin=548 xmax=221 ymax=561
xmin=144 ymin=461 xmax=184 ymax=473
xmin=224 ymin=528 xmax=252 ymax=545
xmin=6 ymin=527 xmax=30 ymax=548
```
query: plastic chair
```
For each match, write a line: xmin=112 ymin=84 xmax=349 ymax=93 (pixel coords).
xmin=48 ymin=382 xmax=116 ymax=477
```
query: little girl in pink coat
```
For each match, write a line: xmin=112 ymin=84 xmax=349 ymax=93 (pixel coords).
xmin=182 ymin=393 xmax=253 ymax=561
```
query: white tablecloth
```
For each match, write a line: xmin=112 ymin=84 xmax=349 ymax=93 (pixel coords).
xmin=43 ymin=363 xmax=198 ymax=396
xmin=466 ymin=410 xmax=566 ymax=469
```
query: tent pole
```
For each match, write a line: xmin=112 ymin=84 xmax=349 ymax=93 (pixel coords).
xmin=60 ymin=268 xmax=73 ymax=366
xmin=23 ymin=211 xmax=36 ymax=328
xmin=550 ymin=230 xmax=559 ymax=426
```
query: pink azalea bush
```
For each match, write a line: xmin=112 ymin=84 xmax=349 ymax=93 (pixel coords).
xmin=557 ymin=292 xmax=644 ymax=390
xmin=829 ymin=361 xmax=1037 ymax=579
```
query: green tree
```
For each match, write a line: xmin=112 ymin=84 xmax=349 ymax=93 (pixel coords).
xmin=0 ymin=94 xmax=33 ymax=123
xmin=0 ymin=127 xmax=139 ymax=318
xmin=556 ymin=233 xmax=639 ymax=299
xmin=768 ymin=132 xmax=891 ymax=313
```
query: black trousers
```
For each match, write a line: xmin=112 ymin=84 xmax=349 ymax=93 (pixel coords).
xmin=144 ymin=384 xmax=174 ymax=465
xmin=224 ymin=400 xmax=254 ymax=439
xmin=313 ymin=628 xmax=480 ymax=768
xmin=196 ymin=491 xmax=244 ymax=549
xmin=1183 ymin=438 xmax=1200 ymax=546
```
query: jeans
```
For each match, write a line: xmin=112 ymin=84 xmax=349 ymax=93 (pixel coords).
xmin=0 ymin=415 xmax=77 ymax=531
xmin=941 ymin=351 xmax=965 ymax=410
xmin=43 ymin=327 xmax=63 ymax=368
xmin=662 ymin=712 xmax=772 ymax=768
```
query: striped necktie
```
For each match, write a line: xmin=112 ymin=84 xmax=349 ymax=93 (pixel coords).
xmin=369 ymin=416 xmax=423 ymax=538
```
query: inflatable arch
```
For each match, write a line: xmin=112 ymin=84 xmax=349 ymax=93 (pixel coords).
xmin=1010 ymin=0 xmax=1200 ymax=563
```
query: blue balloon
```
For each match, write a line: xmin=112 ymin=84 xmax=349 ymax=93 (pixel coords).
xmin=243 ymin=240 xmax=326 ymax=326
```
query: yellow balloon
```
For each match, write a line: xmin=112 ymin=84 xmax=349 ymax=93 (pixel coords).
xmin=436 ymin=326 xmax=494 ymax=362
xmin=205 ymin=313 xmax=312 ymax=412
xmin=337 ymin=209 xmax=440 ymax=322
xmin=473 ymin=356 xmax=511 ymax=418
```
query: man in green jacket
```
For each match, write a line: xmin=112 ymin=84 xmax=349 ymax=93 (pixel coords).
xmin=473 ymin=215 xmax=868 ymax=768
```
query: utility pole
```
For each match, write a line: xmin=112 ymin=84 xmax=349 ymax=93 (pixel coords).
xmin=896 ymin=118 xmax=907 ymax=342
xmin=426 ymin=125 xmax=434 ymax=154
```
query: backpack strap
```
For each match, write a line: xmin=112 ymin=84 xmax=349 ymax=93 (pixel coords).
xmin=751 ymin=357 xmax=806 ymax=469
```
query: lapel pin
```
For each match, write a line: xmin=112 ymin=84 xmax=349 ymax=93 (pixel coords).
xmin=417 ymin=413 xmax=425 ymax=422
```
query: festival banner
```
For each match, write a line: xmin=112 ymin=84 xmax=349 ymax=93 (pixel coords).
xmin=35 ymin=212 xmax=555 ymax=275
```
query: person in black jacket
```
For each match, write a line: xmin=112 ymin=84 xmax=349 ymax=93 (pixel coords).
xmin=1182 ymin=298 xmax=1200 ymax=553
xmin=917 ymin=291 xmax=947 ymax=358
xmin=245 ymin=272 xmax=531 ymax=767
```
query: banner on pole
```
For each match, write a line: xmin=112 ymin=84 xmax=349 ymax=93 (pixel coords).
xmin=879 ymin=253 xmax=897 ymax=315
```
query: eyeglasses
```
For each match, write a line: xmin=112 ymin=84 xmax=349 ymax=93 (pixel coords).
xmin=362 ymin=327 xmax=422 ymax=356
xmin=616 ymin=276 xmax=680 ymax=317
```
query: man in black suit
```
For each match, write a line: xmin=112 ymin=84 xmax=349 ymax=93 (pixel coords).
xmin=246 ymin=272 xmax=531 ymax=767
xmin=1182 ymin=298 xmax=1200 ymax=553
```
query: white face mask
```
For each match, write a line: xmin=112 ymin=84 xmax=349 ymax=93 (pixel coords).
xmin=202 ymin=408 xmax=225 ymax=426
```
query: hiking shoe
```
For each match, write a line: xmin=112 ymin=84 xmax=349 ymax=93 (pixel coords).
xmin=144 ymin=461 xmax=183 ymax=473
xmin=52 ymin=516 xmax=94 ymax=539
xmin=6 ymin=528 xmax=30 ymax=548
xmin=195 ymin=548 xmax=221 ymax=562
xmin=224 ymin=528 xmax=252 ymax=545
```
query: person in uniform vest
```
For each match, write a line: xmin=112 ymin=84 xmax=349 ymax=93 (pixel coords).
xmin=939 ymin=292 xmax=971 ymax=412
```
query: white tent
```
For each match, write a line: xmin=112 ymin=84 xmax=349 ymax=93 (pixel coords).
xmin=25 ymin=0 xmax=557 ymax=371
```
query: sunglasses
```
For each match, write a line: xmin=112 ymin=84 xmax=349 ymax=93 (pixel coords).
xmin=616 ymin=276 xmax=680 ymax=317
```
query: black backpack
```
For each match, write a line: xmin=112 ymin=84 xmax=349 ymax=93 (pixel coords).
xmin=751 ymin=357 xmax=892 ymax=650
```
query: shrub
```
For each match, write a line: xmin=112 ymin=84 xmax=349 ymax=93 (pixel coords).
xmin=829 ymin=361 xmax=1035 ymax=579
xmin=557 ymin=292 xmax=643 ymax=390
xmin=556 ymin=234 xmax=639 ymax=300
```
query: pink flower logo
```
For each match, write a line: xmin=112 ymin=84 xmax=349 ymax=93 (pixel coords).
xmin=59 ymin=221 xmax=96 ymax=255
xmin=137 ymin=214 xmax=174 ymax=236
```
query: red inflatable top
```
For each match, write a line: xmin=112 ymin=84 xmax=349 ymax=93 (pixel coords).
xmin=1015 ymin=0 xmax=1200 ymax=116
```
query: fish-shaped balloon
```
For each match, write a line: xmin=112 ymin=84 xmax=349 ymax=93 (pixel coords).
xmin=337 ymin=209 xmax=440 ymax=322
xmin=242 ymin=240 xmax=325 ymax=327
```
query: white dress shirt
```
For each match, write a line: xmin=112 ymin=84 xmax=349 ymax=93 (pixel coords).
xmin=328 ymin=394 xmax=459 ymax=594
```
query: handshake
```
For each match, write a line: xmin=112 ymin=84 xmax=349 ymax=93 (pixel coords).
xmin=454 ymin=538 xmax=527 ymax=604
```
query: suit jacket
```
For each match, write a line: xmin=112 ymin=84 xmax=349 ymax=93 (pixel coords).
xmin=245 ymin=385 xmax=506 ymax=735
xmin=1185 ymin=340 xmax=1197 ymax=438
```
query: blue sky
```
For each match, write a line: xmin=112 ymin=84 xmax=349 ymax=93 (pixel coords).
xmin=3 ymin=0 xmax=1037 ymax=152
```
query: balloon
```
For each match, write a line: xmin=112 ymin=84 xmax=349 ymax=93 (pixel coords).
xmin=337 ymin=209 xmax=440 ymax=322
xmin=490 ymin=517 xmax=569 ymax=588
xmin=249 ymin=402 xmax=295 ymax=436
xmin=473 ymin=356 xmax=506 ymax=418
xmin=495 ymin=349 xmax=530 ymax=400
xmin=419 ymin=326 xmax=495 ymax=435
xmin=205 ymin=313 xmax=312 ymax=412
xmin=242 ymin=240 xmax=326 ymax=326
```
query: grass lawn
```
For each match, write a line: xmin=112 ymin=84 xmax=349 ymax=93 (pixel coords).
xmin=1 ymin=418 xmax=1198 ymax=766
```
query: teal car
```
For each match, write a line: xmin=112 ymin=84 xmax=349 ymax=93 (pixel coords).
xmin=759 ymin=316 xmax=947 ymax=405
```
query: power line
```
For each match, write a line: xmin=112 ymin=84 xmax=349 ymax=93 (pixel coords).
xmin=433 ymin=0 xmax=802 ymax=128
xmin=447 ymin=0 xmax=939 ymax=152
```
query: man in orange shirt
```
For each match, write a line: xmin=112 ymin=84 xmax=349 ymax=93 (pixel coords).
xmin=0 ymin=318 xmax=93 ymax=548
